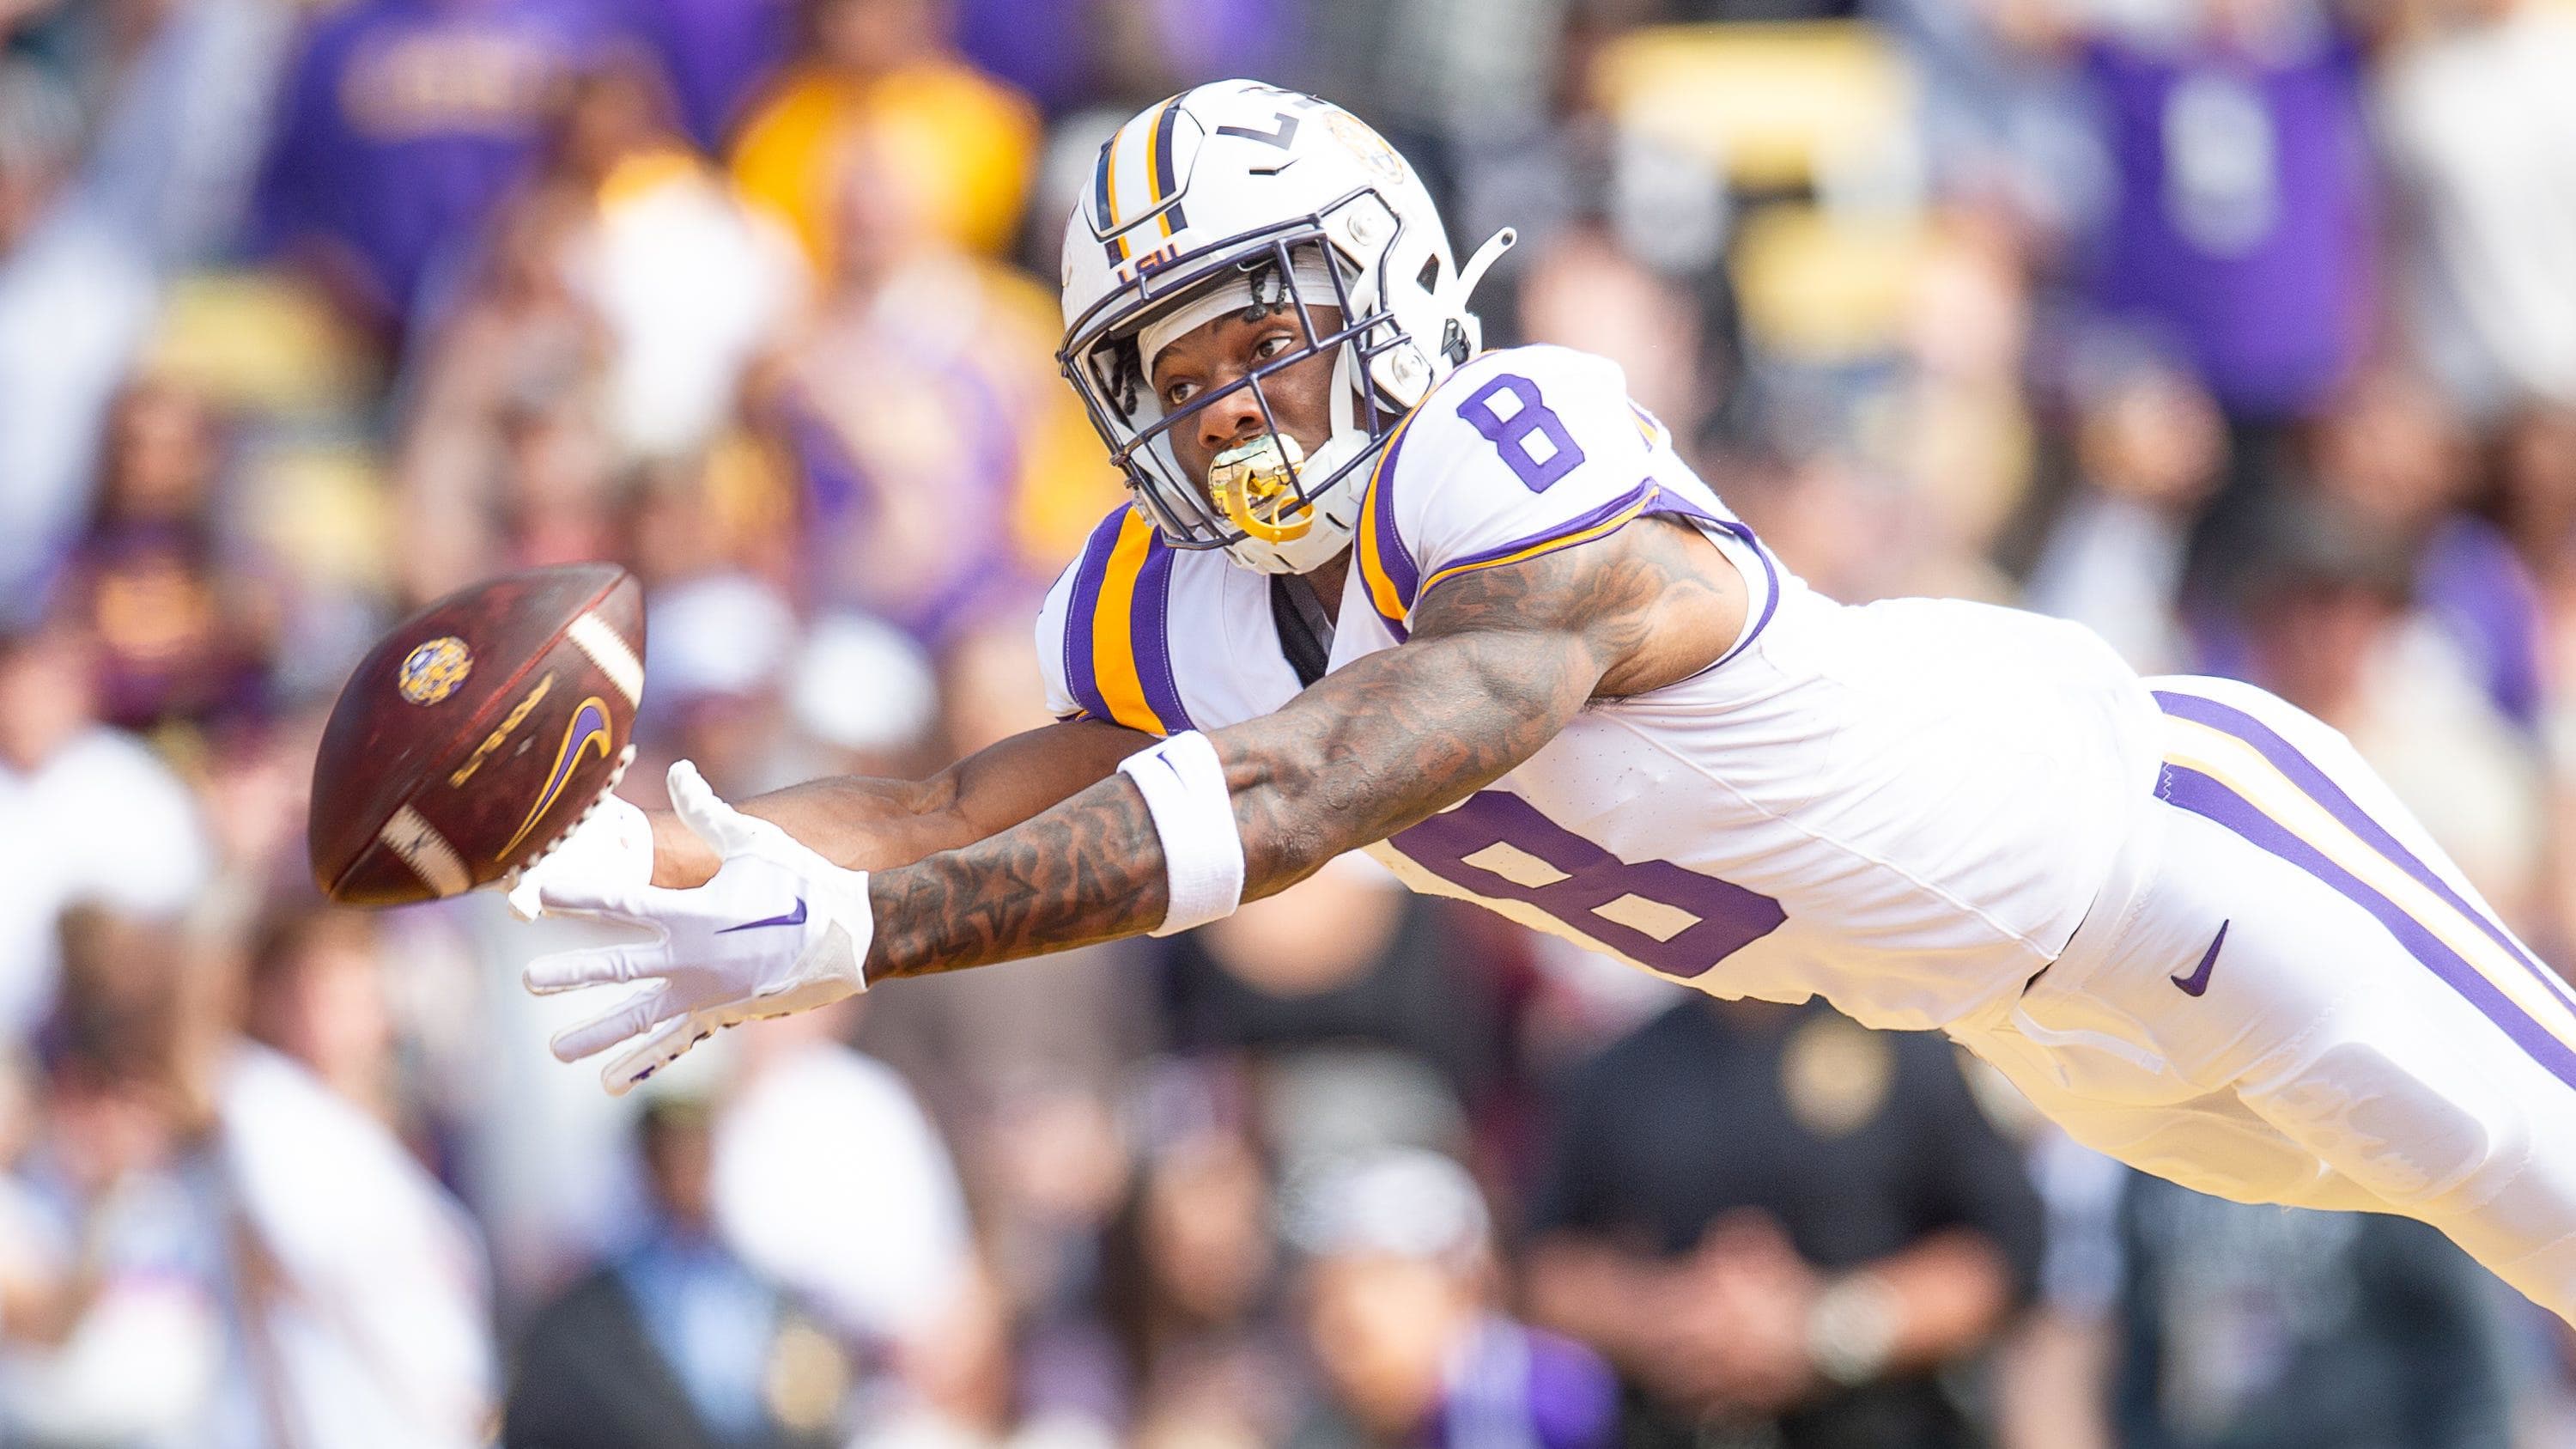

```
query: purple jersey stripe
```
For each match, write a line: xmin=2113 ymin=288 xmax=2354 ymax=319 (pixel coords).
xmin=1370 ymin=417 xmax=1424 ymax=611
xmin=1132 ymin=535 xmax=1192 ymax=733
xmin=1631 ymin=487 xmax=1779 ymax=673
xmin=2153 ymin=689 xmax=2576 ymax=1019
xmin=1428 ymin=480 xmax=1656 ymax=582
xmin=2159 ymin=763 xmax=2576 ymax=1090
xmin=1708 ymin=519 xmax=1781 ymax=667
xmin=1063 ymin=506 xmax=1128 ymax=722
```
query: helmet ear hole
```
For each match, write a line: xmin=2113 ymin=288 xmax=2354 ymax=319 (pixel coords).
xmin=1415 ymin=255 xmax=1442 ymax=293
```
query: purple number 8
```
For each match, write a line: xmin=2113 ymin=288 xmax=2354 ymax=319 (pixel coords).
xmin=1388 ymin=792 xmax=1784 ymax=978
xmin=1457 ymin=374 xmax=1586 ymax=492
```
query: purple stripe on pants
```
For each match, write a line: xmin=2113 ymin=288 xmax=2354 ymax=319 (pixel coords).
xmin=2154 ymin=689 xmax=2576 ymax=1019
xmin=2158 ymin=763 xmax=2576 ymax=1091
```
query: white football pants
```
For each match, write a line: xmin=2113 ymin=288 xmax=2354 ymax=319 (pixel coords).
xmin=1949 ymin=674 xmax=2576 ymax=1324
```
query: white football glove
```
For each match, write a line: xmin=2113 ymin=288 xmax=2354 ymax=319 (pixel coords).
xmin=522 ymin=759 xmax=872 ymax=1094
xmin=504 ymin=784 xmax=655 ymax=924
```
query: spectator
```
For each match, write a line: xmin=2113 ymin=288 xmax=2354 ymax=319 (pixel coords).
xmin=2023 ymin=344 xmax=2229 ymax=674
xmin=1078 ymin=1072 xmax=1305 ymax=1446
xmin=625 ymin=0 xmax=796 ymax=153
xmin=2 ymin=908 xmax=230 ymax=1446
xmin=1526 ymin=999 xmax=2044 ymax=1449
xmin=0 ymin=0 xmax=289 ymax=618
xmin=507 ymin=1092 xmax=851 ymax=1449
xmin=713 ymin=1001 xmax=975 ymax=1355
xmin=2227 ymin=487 xmax=2546 ymax=922
xmin=750 ymin=125 xmax=1114 ymax=642
xmin=2018 ymin=1151 xmax=2518 ymax=1449
xmin=730 ymin=0 xmax=1041 ymax=271
xmin=240 ymin=905 xmax=402 ymax=1129
xmin=1285 ymin=1148 xmax=1618 ymax=1449
xmin=2072 ymin=0 xmax=2377 ymax=429
xmin=1158 ymin=856 xmax=1515 ymax=1124
xmin=0 ymin=616 xmax=211 ymax=1041
xmin=396 ymin=52 xmax=802 ymax=600
xmin=251 ymin=0 xmax=635 ymax=338
xmin=2307 ymin=368 xmax=2543 ymax=730
xmin=2378 ymin=0 xmax=2576 ymax=420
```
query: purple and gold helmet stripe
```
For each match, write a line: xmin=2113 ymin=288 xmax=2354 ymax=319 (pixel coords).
xmin=1150 ymin=95 xmax=1188 ymax=239
xmin=1097 ymin=127 xmax=1128 ymax=264
xmin=1098 ymin=94 xmax=1193 ymax=264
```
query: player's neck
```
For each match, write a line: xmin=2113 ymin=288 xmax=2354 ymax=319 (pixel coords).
xmin=1303 ymin=549 xmax=1351 ymax=627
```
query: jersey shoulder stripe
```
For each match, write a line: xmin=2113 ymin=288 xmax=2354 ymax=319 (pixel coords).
xmin=1355 ymin=357 xmax=1502 ymax=641
xmin=1061 ymin=502 xmax=1193 ymax=735
xmin=1354 ymin=350 xmax=1692 ymax=631
xmin=1357 ymin=406 xmax=1427 ymax=641
xmin=1418 ymin=478 xmax=1657 ymax=594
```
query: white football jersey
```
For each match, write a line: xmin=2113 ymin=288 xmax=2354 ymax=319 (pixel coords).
xmin=1037 ymin=345 xmax=2167 ymax=1031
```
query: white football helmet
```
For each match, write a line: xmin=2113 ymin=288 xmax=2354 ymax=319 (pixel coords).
xmin=1059 ymin=80 xmax=1514 ymax=575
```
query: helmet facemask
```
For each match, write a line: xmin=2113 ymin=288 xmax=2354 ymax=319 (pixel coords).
xmin=1062 ymin=210 xmax=1410 ymax=575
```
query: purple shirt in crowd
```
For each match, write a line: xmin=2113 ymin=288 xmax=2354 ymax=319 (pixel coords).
xmin=252 ymin=0 xmax=631 ymax=330
xmin=618 ymin=0 xmax=791 ymax=151
xmin=1423 ymin=1318 xmax=1617 ymax=1449
xmin=2420 ymin=514 xmax=2545 ymax=728
xmin=2081 ymin=27 xmax=2375 ymax=419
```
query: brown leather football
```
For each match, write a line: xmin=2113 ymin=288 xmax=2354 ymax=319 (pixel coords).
xmin=311 ymin=563 xmax=646 ymax=906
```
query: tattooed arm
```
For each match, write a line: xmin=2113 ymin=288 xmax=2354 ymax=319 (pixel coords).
xmin=643 ymin=719 xmax=1153 ymax=886
xmin=862 ymin=516 xmax=1745 ymax=980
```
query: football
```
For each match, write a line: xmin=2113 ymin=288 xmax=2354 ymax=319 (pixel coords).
xmin=310 ymin=563 xmax=646 ymax=906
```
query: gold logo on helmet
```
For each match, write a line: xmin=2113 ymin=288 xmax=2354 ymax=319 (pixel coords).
xmin=1322 ymin=109 xmax=1404 ymax=186
xmin=398 ymin=636 xmax=472 ymax=706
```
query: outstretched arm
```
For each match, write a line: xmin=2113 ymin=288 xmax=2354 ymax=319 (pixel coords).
xmin=864 ymin=515 xmax=1736 ymax=980
xmin=523 ymin=516 xmax=1739 ymax=1093
xmin=645 ymin=718 xmax=1152 ymax=886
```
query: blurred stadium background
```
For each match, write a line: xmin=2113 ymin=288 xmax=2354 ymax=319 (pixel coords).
xmin=3 ymin=0 xmax=2576 ymax=1444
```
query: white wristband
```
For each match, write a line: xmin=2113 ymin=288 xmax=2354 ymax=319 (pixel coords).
xmin=1117 ymin=731 xmax=1246 ymax=936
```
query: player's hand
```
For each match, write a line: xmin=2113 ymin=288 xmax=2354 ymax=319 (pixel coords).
xmin=503 ymin=782 xmax=655 ymax=922
xmin=521 ymin=759 xmax=872 ymax=1094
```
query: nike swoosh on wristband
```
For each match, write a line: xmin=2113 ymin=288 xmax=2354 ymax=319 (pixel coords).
xmin=2171 ymin=920 xmax=2230 ymax=996
xmin=717 ymin=899 xmax=807 ymax=934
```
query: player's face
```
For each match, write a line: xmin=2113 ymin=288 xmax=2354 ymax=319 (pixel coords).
xmin=1149 ymin=302 xmax=1346 ymax=490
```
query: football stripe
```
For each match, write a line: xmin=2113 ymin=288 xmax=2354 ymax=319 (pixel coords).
xmin=567 ymin=612 xmax=643 ymax=705
xmin=380 ymin=806 xmax=471 ymax=898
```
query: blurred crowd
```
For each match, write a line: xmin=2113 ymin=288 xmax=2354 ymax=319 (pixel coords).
xmin=3 ymin=0 xmax=2576 ymax=1444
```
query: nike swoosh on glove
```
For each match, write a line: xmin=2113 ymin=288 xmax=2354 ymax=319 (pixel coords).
xmin=523 ymin=759 xmax=872 ymax=1094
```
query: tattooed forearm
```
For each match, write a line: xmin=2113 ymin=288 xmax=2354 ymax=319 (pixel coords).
xmin=649 ymin=719 xmax=1150 ymax=888
xmin=862 ymin=517 xmax=1742 ymax=980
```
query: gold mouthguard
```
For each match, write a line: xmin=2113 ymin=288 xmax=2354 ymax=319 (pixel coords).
xmin=1207 ymin=435 xmax=1314 ymax=544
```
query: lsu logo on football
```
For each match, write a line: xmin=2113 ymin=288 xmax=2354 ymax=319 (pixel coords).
xmin=398 ymin=636 xmax=472 ymax=705
xmin=496 ymin=697 xmax=613 ymax=861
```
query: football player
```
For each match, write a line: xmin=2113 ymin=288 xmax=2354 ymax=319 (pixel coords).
xmin=518 ymin=81 xmax=2576 ymax=1323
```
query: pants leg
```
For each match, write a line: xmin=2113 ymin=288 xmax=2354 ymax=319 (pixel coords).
xmin=2015 ymin=676 xmax=2576 ymax=1322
